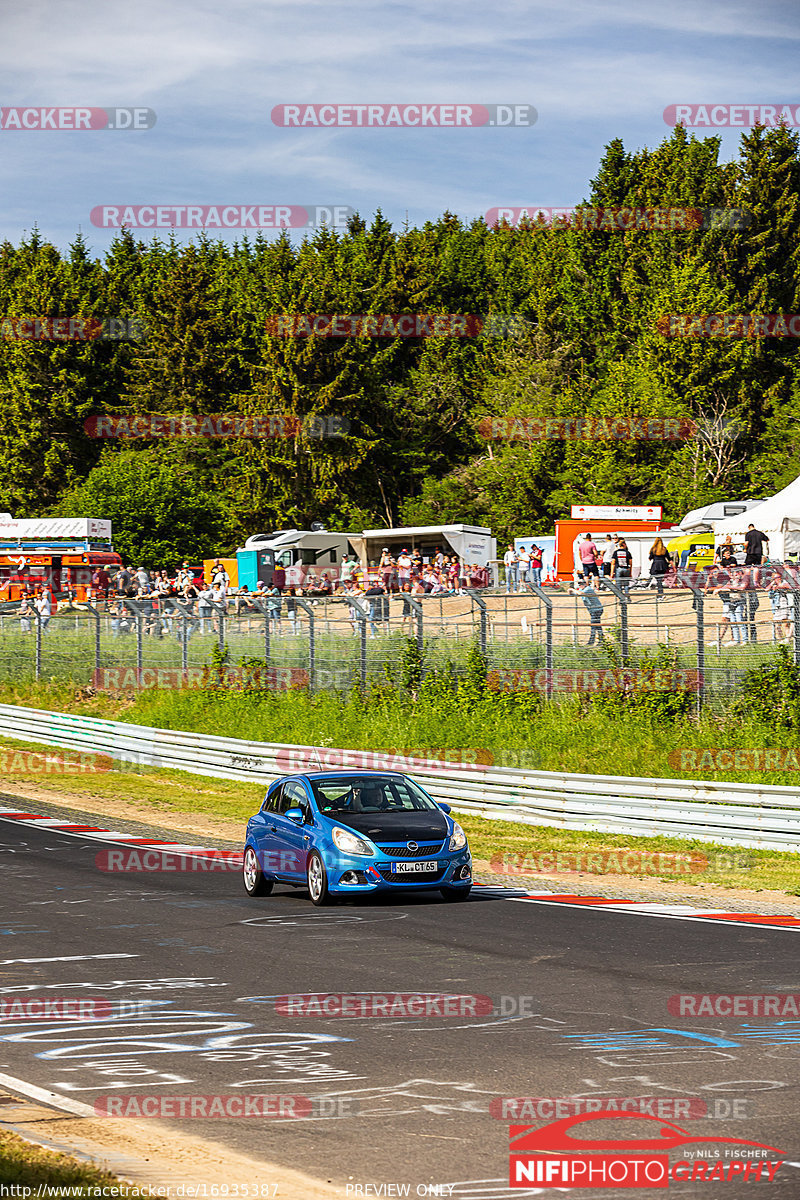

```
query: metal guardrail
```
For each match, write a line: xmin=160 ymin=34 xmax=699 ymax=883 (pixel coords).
xmin=0 ymin=704 xmax=798 ymax=852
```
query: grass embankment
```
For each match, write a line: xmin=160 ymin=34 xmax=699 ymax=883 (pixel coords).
xmin=0 ymin=680 xmax=798 ymax=896
xmin=0 ymin=1128 xmax=130 ymax=1193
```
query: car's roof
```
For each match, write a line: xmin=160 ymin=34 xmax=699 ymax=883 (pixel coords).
xmin=271 ymin=770 xmax=407 ymax=784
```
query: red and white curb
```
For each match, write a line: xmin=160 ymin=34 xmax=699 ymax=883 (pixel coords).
xmin=0 ymin=805 xmax=228 ymax=859
xmin=494 ymin=888 xmax=800 ymax=931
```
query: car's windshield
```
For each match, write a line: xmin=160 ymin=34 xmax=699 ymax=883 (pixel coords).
xmin=310 ymin=775 xmax=440 ymax=814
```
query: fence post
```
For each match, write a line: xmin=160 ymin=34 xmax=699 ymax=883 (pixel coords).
xmin=678 ymin=570 xmax=705 ymax=715
xmin=407 ymin=597 xmax=424 ymax=666
xmin=34 ymin=607 xmax=42 ymax=681
xmin=468 ymin=590 xmax=488 ymax=657
xmin=526 ymin=583 xmax=553 ymax=697
xmin=87 ymin=602 xmax=101 ymax=677
xmin=598 ymin=577 xmax=628 ymax=662
xmin=294 ymin=599 xmax=316 ymax=691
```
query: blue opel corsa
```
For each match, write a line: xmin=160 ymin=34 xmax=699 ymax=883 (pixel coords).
xmin=242 ymin=771 xmax=472 ymax=905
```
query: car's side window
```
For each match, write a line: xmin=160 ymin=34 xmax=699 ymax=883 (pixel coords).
xmin=261 ymin=785 xmax=281 ymax=813
xmin=281 ymin=781 xmax=307 ymax=813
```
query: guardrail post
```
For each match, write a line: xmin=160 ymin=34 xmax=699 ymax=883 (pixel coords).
xmin=598 ymin=577 xmax=628 ymax=662
xmin=294 ymin=599 xmax=316 ymax=690
xmin=468 ymin=590 xmax=488 ymax=657
xmin=526 ymin=583 xmax=553 ymax=695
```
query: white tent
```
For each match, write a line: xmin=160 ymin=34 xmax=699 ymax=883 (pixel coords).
xmin=713 ymin=473 xmax=800 ymax=560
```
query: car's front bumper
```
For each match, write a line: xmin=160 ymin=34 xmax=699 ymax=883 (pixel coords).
xmin=328 ymin=849 xmax=472 ymax=893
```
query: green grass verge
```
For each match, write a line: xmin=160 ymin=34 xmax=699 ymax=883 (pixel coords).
xmin=0 ymin=1128 xmax=131 ymax=1192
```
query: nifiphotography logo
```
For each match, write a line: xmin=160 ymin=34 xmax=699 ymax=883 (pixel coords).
xmin=508 ymin=1111 xmax=785 ymax=1188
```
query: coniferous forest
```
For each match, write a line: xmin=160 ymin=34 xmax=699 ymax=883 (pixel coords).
xmin=1 ymin=126 xmax=798 ymax=564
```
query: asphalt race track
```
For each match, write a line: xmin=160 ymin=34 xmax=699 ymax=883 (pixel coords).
xmin=0 ymin=816 xmax=798 ymax=1198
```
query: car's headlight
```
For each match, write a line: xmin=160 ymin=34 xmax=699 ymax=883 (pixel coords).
xmin=332 ymin=827 xmax=374 ymax=856
xmin=449 ymin=822 xmax=467 ymax=851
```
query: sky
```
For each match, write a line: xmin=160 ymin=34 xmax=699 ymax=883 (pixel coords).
xmin=1 ymin=0 xmax=799 ymax=255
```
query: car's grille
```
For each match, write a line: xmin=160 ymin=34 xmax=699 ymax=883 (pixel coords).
xmin=376 ymin=842 xmax=445 ymax=858
xmin=377 ymin=866 xmax=446 ymax=883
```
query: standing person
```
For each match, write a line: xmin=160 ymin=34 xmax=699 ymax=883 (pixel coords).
xmin=364 ymin=579 xmax=384 ymax=638
xmin=708 ymin=572 xmax=736 ymax=645
xmin=612 ymin=538 xmax=632 ymax=594
xmin=768 ymin=570 xmax=792 ymax=643
xmin=743 ymin=566 xmax=761 ymax=643
xmin=727 ymin=568 xmax=748 ymax=644
xmin=744 ymin=524 xmax=769 ymax=565
xmin=16 ymin=592 xmax=33 ymax=633
xmin=529 ymin=545 xmax=543 ymax=586
xmin=579 ymin=534 xmax=599 ymax=578
xmin=340 ymin=554 xmax=358 ymax=587
xmin=284 ymin=586 xmax=298 ymax=634
xmin=572 ymin=579 xmax=604 ymax=645
xmin=266 ymin=583 xmax=282 ymax=632
xmin=35 ymin=587 xmax=52 ymax=633
xmin=601 ymin=535 xmax=616 ymax=577
xmin=197 ymin=583 xmax=214 ymax=635
xmin=379 ymin=548 xmax=394 ymax=592
xmin=135 ymin=565 xmax=150 ymax=590
xmin=648 ymin=537 xmax=670 ymax=595
xmin=396 ymin=548 xmax=412 ymax=588
xmin=503 ymin=544 xmax=518 ymax=593
xmin=517 ymin=545 xmax=530 ymax=587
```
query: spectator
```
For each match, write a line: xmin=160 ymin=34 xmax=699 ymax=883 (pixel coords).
xmin=648 ymin=537 xmax=670 ymax=595
xmin=707 ymin=572 xmax=734 ymax=646
xmin=399 ymin=582 xmax=414 ymax=632
xmin=396 ymin=549 xmax=412 ymax=588
xmin=503 ymin=544 xmax=518 ymax=593
xmin=272 ymin=562 xmax=286 ymax=592
xmin=285 ymin=586 xmax=299 ymax=634
xmin=601 ymin=535 xmax=616 ymax=577
xmin=135 ymin=565 xmax=150 ymax=589
xmin=35 ymin=588 xmax=52 ymax=633
xmin=612 ymin=538 xmax=632 ymax=594
xmin=517 ymin=545 xmax=530 ymax=587
xmin=379 ymin=548 xmax=395 ymax=592
xmin=197 ymin=583 xmax=214 ymax=635
xmin=726 ymin=569 xmax=748 ymax=644
xmin=16 ymin=592 xmax=33 ymax=633
xmin=364 ymin=579 xmax=384 ymax=638
xmin=114 ymin=565 xmax=132 ymax=594
xmin=744 ymin=524 xmax=769 ymax=565
xmin=768 ymin=570 xmax=792 ymax=643
xmin=236 ymin=584 xmax=256 ymax=617
xmin=91 ymin=566 xmax=111 ymax=599
xmin=265 ymin=584 xmax=282 ymax=631
xmin=715 ymin=536 xmax=737 ymax=569
xmin=579 ymin=533 xmax=599 ymax=578
xmin=743 ymin=566 xmax=761 ymax=643
xmin=529 ymin=545 xmax=543 ymax=586
xmin=572 ymin=579 xmax=604 ymax=646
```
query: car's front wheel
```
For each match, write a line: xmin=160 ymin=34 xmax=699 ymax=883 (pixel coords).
xmin=307 ymin=851 xmax=333 ymax=906
xmin=440 ymin=885 xmax=471 ymax=902
xmin=243 ymin=846 xmax=274 ymax=897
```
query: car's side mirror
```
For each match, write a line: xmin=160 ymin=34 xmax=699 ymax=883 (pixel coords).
xmin=438 ymin=802 xmax=451 ymax=814
xmin=284 ymin=806 xmax=304 ymax=824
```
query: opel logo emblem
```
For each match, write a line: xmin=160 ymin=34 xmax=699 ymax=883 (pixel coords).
xmin=407 ymin=841 xmax=418 ymax=851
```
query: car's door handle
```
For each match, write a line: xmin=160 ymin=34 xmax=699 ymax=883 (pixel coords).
xmin=303 ymin=835 xmax=310 ymax=841
xmin=268 ymin=824 xmax=277 ymax=831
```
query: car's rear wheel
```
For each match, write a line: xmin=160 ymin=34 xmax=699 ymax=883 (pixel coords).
xmin=307 ymin=851 xmax=332 ymax=906
xmin=243 ymin=846 xmax=274 ymax=897
xmin=440 ymin=885 xmax=471 ymax=902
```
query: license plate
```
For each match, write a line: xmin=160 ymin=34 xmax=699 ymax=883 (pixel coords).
xmin=391 ymin=860 xmax=438 ymax=874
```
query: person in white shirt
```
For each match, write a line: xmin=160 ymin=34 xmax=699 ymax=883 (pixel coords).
xmin=35 ymin=589 xmax=52 ymax=632
xmin=602 ymin=535 xmax=617 ymax=577
xmin=503 ymin=545 xmax=518 ymax=593
xmin=396 ymin=550 xmax=412 ymax=586
xmin=517 ymin=546 xmax=531 ymax=586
